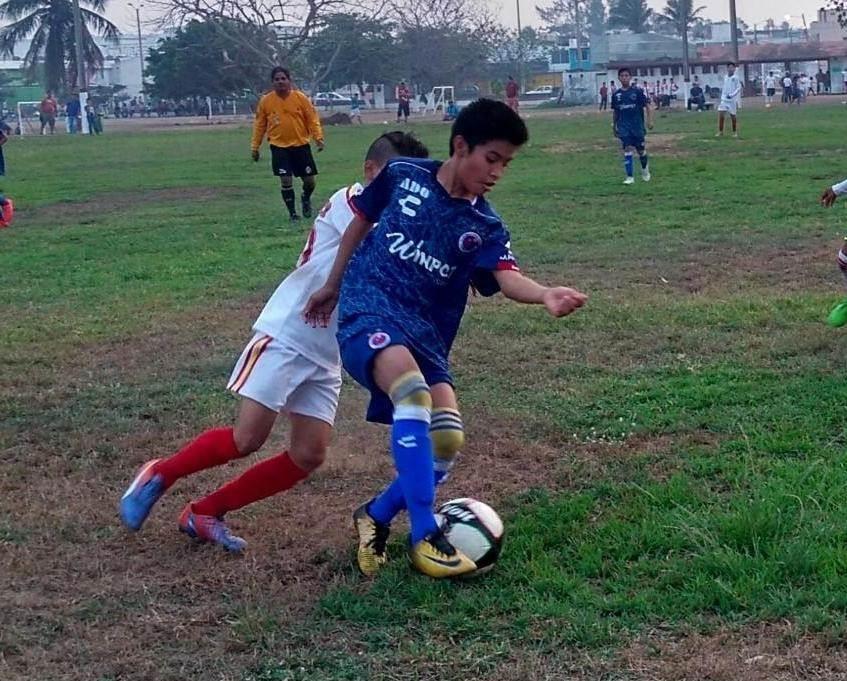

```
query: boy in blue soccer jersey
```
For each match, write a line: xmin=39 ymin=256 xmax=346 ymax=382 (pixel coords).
xmin=305 ymin=99 xmax=588 ymax=578
xmin=611 ymin=67 xmax=654 ymax=185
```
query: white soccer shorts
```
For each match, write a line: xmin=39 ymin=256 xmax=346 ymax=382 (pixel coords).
xmin=227 ymin=333 xmax=342 ymax=425
xmin=717 ymin=100 xmax=737 ymax=115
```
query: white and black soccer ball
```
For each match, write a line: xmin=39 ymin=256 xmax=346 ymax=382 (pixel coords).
xmin=436 ymin=497 xmax=504 ymax=576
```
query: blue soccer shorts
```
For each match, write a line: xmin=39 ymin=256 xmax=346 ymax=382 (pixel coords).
xmin=620 ymin=135 xmax=646 ymax=151
xmin=339 ymin=319 xmax=453 ymax=424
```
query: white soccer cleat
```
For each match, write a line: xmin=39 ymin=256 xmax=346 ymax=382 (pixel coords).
xmin=623 ymin=176 xmax=635 ymax=185
xmin=641 ymin=167 xmax=651 ymax=182
xmin=714 ymin=131 xmax=722 ymax=137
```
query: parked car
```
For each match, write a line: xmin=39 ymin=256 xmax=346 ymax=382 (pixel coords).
xmin=524 ymin=85 xmax=555 ymax=96
xmin=312 ymin=92 xmax=352 ymax=108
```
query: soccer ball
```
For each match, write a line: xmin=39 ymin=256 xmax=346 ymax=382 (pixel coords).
xmin=436 ymin=497 xmax=504 ymax=576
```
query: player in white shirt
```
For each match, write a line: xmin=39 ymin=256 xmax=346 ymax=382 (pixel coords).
xmin=119 ymin=131 xmax=430 ymax=552
xmin=783 ymin=74 xmax=794 ymax=104
xmin=716 ymin=61 xmax=742 ymax=138
xmin=821 ymin=177 xmax=847 ymax=292
xmin=764 ymin=71 xmax=777 ymax=106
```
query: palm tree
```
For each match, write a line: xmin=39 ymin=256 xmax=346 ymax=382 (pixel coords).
xmin=660 ymin=0 xmax=705 ymax=84
xmin=0 ymin=0 xmax=119 ymax=93
xmin=608 ymin=0 xmax=652 ymax=33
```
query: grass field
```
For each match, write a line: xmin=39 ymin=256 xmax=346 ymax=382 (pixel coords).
xmin=5 ymin=104 xmax=847 ymax=681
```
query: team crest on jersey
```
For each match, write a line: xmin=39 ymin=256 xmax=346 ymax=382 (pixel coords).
xmin=368 ymin=331 xmax=391 ymax=349
xmin=458 ymin=231 xmax=482 ymax=253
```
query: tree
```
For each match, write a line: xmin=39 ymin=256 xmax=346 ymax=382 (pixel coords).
xmin=537 ymin=0 xmax=588 ymax=42
xmin=659 ymin=0 xmax=704 ymax=83
xmin=145 ymin=19 xmax=270 ymax=99
xmin=0 ymin=0 xmax=119 ymax=93
xmin=587 ymin=0 xmax=607 ymax=33
xmin=608 ymin=0 xmax=652 ymax=33
xmin=302 ymin=13 xmax=398 ymax=93
xmin=147 ymin=0 xmax=361 ymax=70
xmin=391 ymin=0 xmax=503 ymax=92
xmin=827 ymin=0 xmax=847 ymax=27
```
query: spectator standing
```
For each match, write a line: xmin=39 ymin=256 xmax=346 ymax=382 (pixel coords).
xmin=396 ymin=80 xmax=411 ymax=123
xmin=65 ymin=95 xmax=81 ymax=134
xmin=599 ymin=82 xmax=608 ymax=110
xmin=505 ymin=75 xmax=519 ymax=112
xmin=39 ymin=92 xmax=57 ymax=135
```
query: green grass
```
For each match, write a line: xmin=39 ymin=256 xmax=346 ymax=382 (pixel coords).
xmin=6 ymin=105 xmax=847 ymax=678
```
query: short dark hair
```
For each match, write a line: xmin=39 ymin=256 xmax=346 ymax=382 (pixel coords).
xmin=448 ymin=98 xmax=528 ymax=156
xmin=365 ymin=131 xmax=429 ymax=164
xmin=727 ymin=61 xmax=736 ymax=67
xmin=618 ymin=67 xmax=631 ymax=76
xmin=270 ymin=66 xmax=290 ymax=80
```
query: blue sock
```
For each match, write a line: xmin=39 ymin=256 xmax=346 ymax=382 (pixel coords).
xmin=389 ymin=418 xmax=438 ymax=543
xmin=639 ymin=153 xmax=649 ymax=169
xmin=368 ymin=468 xmax=451 ymax=526
xmin=624 ymin=154 xmax=634 ymax=177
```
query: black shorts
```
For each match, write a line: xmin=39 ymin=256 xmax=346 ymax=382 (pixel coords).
xmin=767 ymin=88 xmax=776 ymax=96
xmin=270 ymin=144 xmax=318 ymax=178
xmin=397 ymin=100 xmax=410 ymax=118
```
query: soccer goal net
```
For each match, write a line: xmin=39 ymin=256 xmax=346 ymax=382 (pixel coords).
xmin=17 ymin=102 xmax=43 ymax=136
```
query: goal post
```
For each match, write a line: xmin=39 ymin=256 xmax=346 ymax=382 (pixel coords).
xmin=16 ymin=101 xmax=43 ymax=136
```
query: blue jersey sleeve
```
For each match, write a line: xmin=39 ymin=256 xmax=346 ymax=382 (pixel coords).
xmin=349 ymin=162 xmax=394 ymax=223
xmin=637 ymin=89 xmax=648 ymax=110
xmin=470 ymin=229 xmax=520 ymax=297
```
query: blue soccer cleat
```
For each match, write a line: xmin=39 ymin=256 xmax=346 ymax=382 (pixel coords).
xmin=119 ymin=459 xmax=165 ymax=531
xmin=178 ymin=505 xmax=247 ymax=554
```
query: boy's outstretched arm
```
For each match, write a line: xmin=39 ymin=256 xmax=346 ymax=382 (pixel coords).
xmin=822 ymin=178 xmax=847 ymax=207
xmin=303 ymin=214 xmax=372 ymax=327
xmin=493 ymin=269 xmax=587 ymax=317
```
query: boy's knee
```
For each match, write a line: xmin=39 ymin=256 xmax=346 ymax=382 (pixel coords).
xmin=289 ymin=441 xmax=327 ymax=472
xmin=232 ymin=428 xmax=266 ymax=457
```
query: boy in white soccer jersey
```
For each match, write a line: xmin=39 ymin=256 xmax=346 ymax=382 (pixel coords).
xmin=764 ymin=71 xmax=777 ymax=106
xmin=119 ymin=131 xmax=430 ymax=552
xmin=716 ymin=62 xmax=742 ymax=138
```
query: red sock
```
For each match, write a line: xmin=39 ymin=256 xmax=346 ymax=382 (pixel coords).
xmin=154 ymin=427 xmax=240 ymax=488
xmin=191 ymin=452 xmax=309 ymax=518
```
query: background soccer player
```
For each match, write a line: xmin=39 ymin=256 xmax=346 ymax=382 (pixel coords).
xmin=820 ymin=177 xmax=847 ymax=292
xmin=716 ymin=62 xmax=742 ymax=138
xmin=251 ymin=67 xmax=325 ymax=222
xmin=305 ymin=100 xmax=587 ymax=579
xmin=119 ymin=132 xmax=429 ymax=552
xmin=611 ymin=67 xmax=653 ymax=185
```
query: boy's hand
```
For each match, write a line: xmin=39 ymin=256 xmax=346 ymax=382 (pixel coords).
xmin=304 ymin=285 xmax=339 ymax=328
xmin=821 ymin=187 xmax=838 ymax=207
xmin=542 ymin=287 xmax=587 ymax=318
xmin=316 ymin=140 xmax=325 ymax=152
xmin=251 ymin=150 xmax=260 ymax=162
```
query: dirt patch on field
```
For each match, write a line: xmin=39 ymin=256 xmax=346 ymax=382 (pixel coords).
xmin=545 ymin=133 xmax=689 ymax=157
xmin=14 ymin=186 xmax=248 ymax=227
xmin=618 ymin=623 xmax=847 ymax=680
xmin=2 ymin=294 xmax=691 ymax=681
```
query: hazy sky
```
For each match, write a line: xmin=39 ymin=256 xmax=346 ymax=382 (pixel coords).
xmin=104 ymin=0 xmax=827 ymax=34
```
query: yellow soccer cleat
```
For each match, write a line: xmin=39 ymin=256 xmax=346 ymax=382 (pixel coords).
xmin=353 ymin=503 xmax=390 ymax=577
xmin=409 ymin=529 xmax=477 ymax=579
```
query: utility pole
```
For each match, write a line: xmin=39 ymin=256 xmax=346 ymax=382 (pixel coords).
xmin=71 ymin=0 xmax=90 ymax=133
xmin=129 ymin=3 xmax=145 ymax=101
xmin=728 ymin=0 xmax=740 ymax=63
xmin=516 ymin=0 xmax=524 ymax=95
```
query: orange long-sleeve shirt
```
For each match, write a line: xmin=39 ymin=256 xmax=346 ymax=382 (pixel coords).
xmin=250 ymin=90 xmax=323 ymax=152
